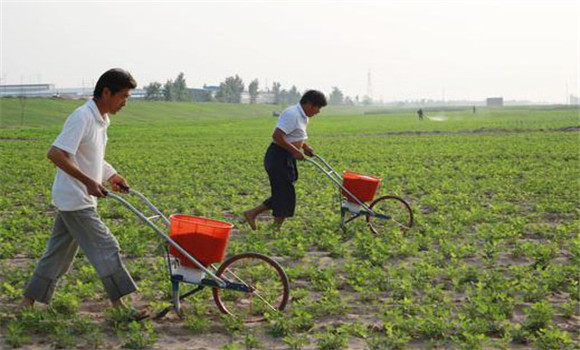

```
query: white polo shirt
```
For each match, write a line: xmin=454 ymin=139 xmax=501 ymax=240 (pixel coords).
xmin=51 ymin=99 xmax=116 ymax=211
xmin=274 ymin=104 xmax=309 ymax=143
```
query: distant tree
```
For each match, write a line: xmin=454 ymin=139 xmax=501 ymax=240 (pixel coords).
xmin=279 ymin=88 xmax=288 ymax=105
xmin=161 ymin=73 xmax=189 ymax=102
xmin=276 ymin=86 xmax=300 ymax=105
xmin=287 ymin=85 xmax=300 ymax=104
xmin=344 ymin=96 xmax=354 ymax=105
xmin=144 ymin=82 xmax=163 ymax=100
xmin=248 ymin=79 xmax=259 ymax=104
xmin=163 ymin=79 xmax=174 ymax=101
xmin=272 ymin=82 xmax=281 ymax=104
xmin=215 ymin=75 xmax=245 ymax=103
xmin=329 ymin=87 xmax=344 ymax=105
xmin=173 ymin=72 xmax=189 ymax=102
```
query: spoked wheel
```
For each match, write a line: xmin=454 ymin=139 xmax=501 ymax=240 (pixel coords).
xmin=366 ymin=195 xmax=413 ymax=235
xmin=212 ymin=252 xmax=289 ymax=322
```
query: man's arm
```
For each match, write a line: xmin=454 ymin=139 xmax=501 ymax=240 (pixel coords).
xmin=272 ymin=128 xmax=305 ymax=160
xmin=47 ymin=146 xmax=107 ymax=197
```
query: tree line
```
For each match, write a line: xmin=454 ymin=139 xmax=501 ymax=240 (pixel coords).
xmin=143 ymin=73 xmax=357 ymax=105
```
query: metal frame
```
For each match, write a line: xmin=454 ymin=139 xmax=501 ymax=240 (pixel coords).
xmin=106 ymin=189 xmax=254 ymax=318
xmin=306 ymin=154 xmax=391 ymax=231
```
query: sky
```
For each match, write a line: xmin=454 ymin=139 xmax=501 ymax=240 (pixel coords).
xmin=1 ymin=0 xmax=579 ymax=103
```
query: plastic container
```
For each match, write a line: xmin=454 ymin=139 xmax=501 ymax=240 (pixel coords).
xmin=169 ymin=214 xmax=233 ymax=267
xmin=342 ymin=171 xmax=381 ymax=202
xmin=173 ymin=265 xmax=206 ymax=284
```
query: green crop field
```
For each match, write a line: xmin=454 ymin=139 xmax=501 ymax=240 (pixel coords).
xmin=0 ymin=98 xmax=578 ymax=349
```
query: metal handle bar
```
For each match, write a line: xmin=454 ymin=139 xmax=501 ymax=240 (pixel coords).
xmin=306 ymin=154 xmax=342 ymax=183
xmin=306 ymin=154 xmax=373 ymax=210
xmin=105 ymin=189 xmax=226 ymax=287
xmin=125 ymin=187 xmax=171 ymax=227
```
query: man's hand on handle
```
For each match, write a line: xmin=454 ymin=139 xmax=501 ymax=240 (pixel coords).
xmin=86 ymin=180 xmax=108 ymax=197
xmin=108 ymin=174 xmax=130 ymax=193
xmin=292 ymin=151 xmax=306 ymax=161
xmin=303 ymin=144 xmax=315 ymax=157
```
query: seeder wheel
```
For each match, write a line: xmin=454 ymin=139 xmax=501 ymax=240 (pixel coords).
xmin=366 ymin=195 xmax=413 ymax=235
xmin=212 ymin=252 xmax=289 ymax=322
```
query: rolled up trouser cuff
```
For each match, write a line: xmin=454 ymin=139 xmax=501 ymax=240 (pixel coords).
xmin=23 ymin=273 xmax=57 ymax=304
xmin=101 ymin=266 xmax=138 ymax=301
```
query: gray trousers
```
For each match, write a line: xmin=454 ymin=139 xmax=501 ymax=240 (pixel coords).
xmin=23 ymin=207 xmax=137 ymax=303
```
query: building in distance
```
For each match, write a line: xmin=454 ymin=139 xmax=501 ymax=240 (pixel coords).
xmin=486 ymin=97 xmax=504 ymax=107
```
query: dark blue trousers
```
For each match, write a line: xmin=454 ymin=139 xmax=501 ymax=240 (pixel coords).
xmin=263 ymin=143 xmax=298 ymax=217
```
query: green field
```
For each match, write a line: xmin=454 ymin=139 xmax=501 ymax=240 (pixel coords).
xmin=1 ymin=98 xmax=579 ymax=349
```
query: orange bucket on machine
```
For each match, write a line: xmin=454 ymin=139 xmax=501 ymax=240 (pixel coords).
xmin=342 ymin=171 xmax=381 ymax=203
xmin=168 ymin=214 xmax=233 ymax=268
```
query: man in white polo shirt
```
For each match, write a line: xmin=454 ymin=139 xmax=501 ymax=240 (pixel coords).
xmin=21 ymin=68 xmax=146 ymax=319
xmin=244 ymin=90 xmax=327 ymax=230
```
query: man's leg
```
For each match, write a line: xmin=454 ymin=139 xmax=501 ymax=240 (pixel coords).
xmin=273 ymin=216 xmax=286 ymax=228
xmin=60 ymin=208 xmax=137 ymax=303
xmin=245 ymin=201 xmax=285 ymax=230
xmin=244 ymin=203 xmax=269 ymax=230
xmin=22 ymin=213 xmax=79 ymax=305
xmin=267 ymin=172 xmax=295 ymax=230
xmin=266 ymin=151 xmax=297 ymax=229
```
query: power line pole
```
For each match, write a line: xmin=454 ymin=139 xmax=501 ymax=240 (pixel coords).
xmin=366 ymin=69 xmax=373 ymax=102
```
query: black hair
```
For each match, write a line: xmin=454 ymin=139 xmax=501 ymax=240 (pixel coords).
xmin=93 ymin=68 xmax=137 ymax=98
xmin=300 ymin=90 xmax=327 ymax=107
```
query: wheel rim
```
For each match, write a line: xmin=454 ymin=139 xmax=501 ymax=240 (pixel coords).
xmin=213 ymin=253 xmax=289 ymax=322
xmin=367 ymin=196 xmax=413 ymax=235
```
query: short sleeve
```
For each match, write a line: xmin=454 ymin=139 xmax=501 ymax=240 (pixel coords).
xmin=276 ymin=110 xmax=297 ymax=134
xmin=53 ymin=113 xmax=88 ymax=155
xmin=102 ymin=161 xmax=117 ymax=181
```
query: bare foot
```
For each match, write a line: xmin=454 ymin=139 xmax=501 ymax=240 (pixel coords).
xmin=244 ymin=211 xmax=257 ymax=230
xmin=17 ymin=297 xmax=35 ymax=312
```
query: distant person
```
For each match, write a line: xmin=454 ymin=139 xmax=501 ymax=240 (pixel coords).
xmin=244 ymin=90 xmax=327 ymax=230
xmin=472 ymin=106 xmax=476 ymax=114
xmin=20 ymin=68 xmax=148 ymax=320
xmin=417 ymin=108 xmax=424 ymax=120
